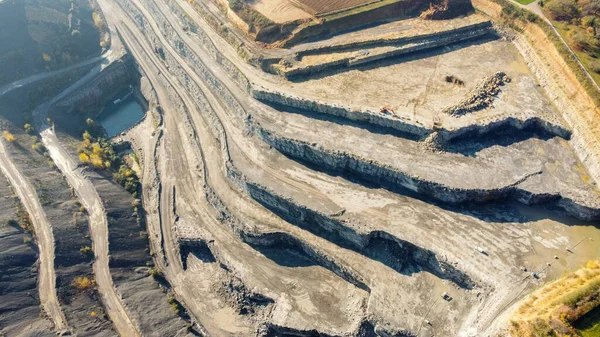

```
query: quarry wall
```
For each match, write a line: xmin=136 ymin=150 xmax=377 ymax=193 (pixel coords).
xmin=122 ymin=0 xmax=600 ymax=223
xmin=54 ymin=57 xmax=133 ymax=113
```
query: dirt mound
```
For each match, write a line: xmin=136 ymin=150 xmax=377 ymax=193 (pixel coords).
xmin=420 ymin=0 xmax=474 ymax=19
xmin=442 ymin=71 xmax=511 ymax=117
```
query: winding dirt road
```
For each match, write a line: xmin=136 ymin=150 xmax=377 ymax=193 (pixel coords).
xmin=38 ymin=126 xmax=141 ymax=337
xmin=0 ymin=138 xmax=68 ymax=333
xmin=26 ymin=2 xmax=140 ymax=334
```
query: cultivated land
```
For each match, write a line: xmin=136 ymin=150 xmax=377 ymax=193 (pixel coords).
xmin=292 ymin=0 xmax=382 ymax=15
xmin=251 ymin=0 xmax=312 ymax=23
xmin=0 ymin=0 xmax=600 ymax=336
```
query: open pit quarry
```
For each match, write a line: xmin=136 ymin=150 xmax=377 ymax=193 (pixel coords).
xmin=1 ymin=0 xmax=600 ymax=336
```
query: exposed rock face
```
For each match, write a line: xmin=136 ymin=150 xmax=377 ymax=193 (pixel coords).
xmin=55 ymin=58 xmax=133 ymax=113
xmin=421 ymin=0 xmax=475 ymax=20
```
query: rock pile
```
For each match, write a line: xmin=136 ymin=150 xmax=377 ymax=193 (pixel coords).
xmin=420 ymin=0 xmax=474 ymax=20
xmin=421 ymin=131 xmax=446 ymax=153
xmin=442 ymin=71 xmax=511 ymax=117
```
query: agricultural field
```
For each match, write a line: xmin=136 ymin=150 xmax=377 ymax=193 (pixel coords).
xmin=251 ymin=0 xmax=312 ymax=23
xmin=291 ymin=0 xmax=381 ymax=15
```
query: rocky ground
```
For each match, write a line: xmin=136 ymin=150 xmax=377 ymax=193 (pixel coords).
xmin=1 ymin=122 xmax=116 ymax=336
xmin=1 ymin=0 xmax=599 ymax=335
xmin=0 ymin=172 xmax=55 ymax=337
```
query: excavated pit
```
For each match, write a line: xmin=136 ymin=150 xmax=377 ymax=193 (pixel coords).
xmin=95 ymin=0 xmax=600 ymax=335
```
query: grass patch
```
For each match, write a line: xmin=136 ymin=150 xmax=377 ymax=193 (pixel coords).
xmin=228 ymin=0 xmax=274 ymax=30
xmin=551 ymin=21 xmax=600 ymax=88
xmin=513 ymin=0 xmax=537 ymax=5
xmin=493 ymin=0 xmax=600 ymax=107
xmin=575 ymin=305 xmax=600 ymax=337
xmin=510 ymin=260 xmax=600 ymax=337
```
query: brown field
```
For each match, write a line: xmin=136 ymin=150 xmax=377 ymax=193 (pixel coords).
xmin=289 ymin=0 xmax=381 ymax=15
xmin=251 ymin=0 xmax=313 ymax=23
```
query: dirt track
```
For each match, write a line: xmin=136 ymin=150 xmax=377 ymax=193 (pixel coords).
xmin=27 ymin=1 xmax=141 ymax=333
xmin=3 ymin=0 xmax=598 ymax=335
xmin=0 ymin=138 xmax=68 ymax=333
xmin=97 ymin=0 xmax=600 ymax=334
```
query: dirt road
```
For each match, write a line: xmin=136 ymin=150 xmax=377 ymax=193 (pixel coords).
xmin=38 ymin=126 xmax=141 ymax=337
xmin=510 ymin=0 xmax=600 ymax=92
xmin=0 ymin=138 xmax=68 ymax=333
xmin=0 ymin=52 xmax=107 ymax=97
xmin=26 ymin=2 xmax=140 ymax=334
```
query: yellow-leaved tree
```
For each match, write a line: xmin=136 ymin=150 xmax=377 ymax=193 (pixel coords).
xmin=79 ymin=153 xmax=90 ymax=163
xmin=2 ymin=130 xmax=15 ymax=143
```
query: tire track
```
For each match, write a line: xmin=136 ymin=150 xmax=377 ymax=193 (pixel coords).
xmin=0 ymin=137 xmax=68 ymax=333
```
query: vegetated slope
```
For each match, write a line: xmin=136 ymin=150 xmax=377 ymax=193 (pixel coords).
xmin=541 ymin=0 xmax=600 ymax=84
xmin=1 ymin=121 xmax=116 ymax=336
xmin=0 ymin=0 xmax=101 ymax=86
xmin=509 ymin=260 xmax=600 ymax=337
xmin=0 ymin=171 xmax=55 ymax=336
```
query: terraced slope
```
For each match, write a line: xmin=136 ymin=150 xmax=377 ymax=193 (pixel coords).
xmin=97 ymin=0 xmax=600 ymax=336
xmin=2 ymin=0 xmax=597 ymax=336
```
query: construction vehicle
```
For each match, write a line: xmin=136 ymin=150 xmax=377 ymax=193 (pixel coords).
xmin=380 ymin=107 xmax=395 ymax=114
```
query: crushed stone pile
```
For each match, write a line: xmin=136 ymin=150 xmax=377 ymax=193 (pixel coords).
xmin=421 ymin=131 xmax=446 ymax=153
xmin=442 ymin=71 xmax=511 ymax=117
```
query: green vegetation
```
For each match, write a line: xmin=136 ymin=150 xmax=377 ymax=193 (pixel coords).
xmin=79 ymin=245 xmax=93 ymax=257
xmin=510 ymin=260 xmax=600 ymax=337
xmin=14 ymin=204 xmax=35 ymax=237
xmin=167 ymin=296 xmax=184 ymax=316
xmin=77 ymin=127 xmax=140 ymax=195
xmin=148 ymin=268 xmax=163 ymax=279
xmin=24 ymin=124 xmax=35 ymax=135
xmin=31 ymin=140 xmax=45 ymax=153
xmin=500 ymin=2 xmax=540 ymax=23
xmin=541 ymin=0 xmax=600 ymax=85
xmin=495 ymin=0 xmax=600 ymax=106
xmin=575 ymin=305 xmax=600 ymax=337
xmin=514 ymin=0 xmax=537 ymax=4
xmin=0 ymin=0 xmax=101 ymax=86
xmin=227 ymin=0 xmax=274 ymax=30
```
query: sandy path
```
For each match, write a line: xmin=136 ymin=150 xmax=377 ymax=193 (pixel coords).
xmin=0 ymin=138 xmax=68 ymax=333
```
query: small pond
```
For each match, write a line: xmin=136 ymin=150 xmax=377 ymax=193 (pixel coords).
xmin=97 ymin=95 xmax=145 ymax=137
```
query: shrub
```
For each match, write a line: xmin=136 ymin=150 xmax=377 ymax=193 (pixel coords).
xmin=567 ymin=26 xmax=600 ymax=52
xmin=2 ymin=130 xmax=15 ymax=143
xmin=581 ymin=15 xmax=596 ymax=27
xmin=148 ymin=268 xmax=162 ymax=279
xmin=31 ymin=142 xmax=45 ymax=153
xmin=228 ymin=0 xmax=244 ymax=11
xmin=79 ymin=152 xmax=90 ymax=163
xmin=545 ymin=0 xmax=579 ymax=20
xmin=72 ymin=276 xmax=95 ymax=291
xmin=79 ymin=246 xmax=93 ymax=257
xmin=584 ymin=0 xmax=600 ymax=16
xmin=24 ymin=124 xmax=35 ymax=135
xmin=92 ymin=12 xmax=104 ymax=30
xmin=167 ymin=296 xmax=184 ymax=316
